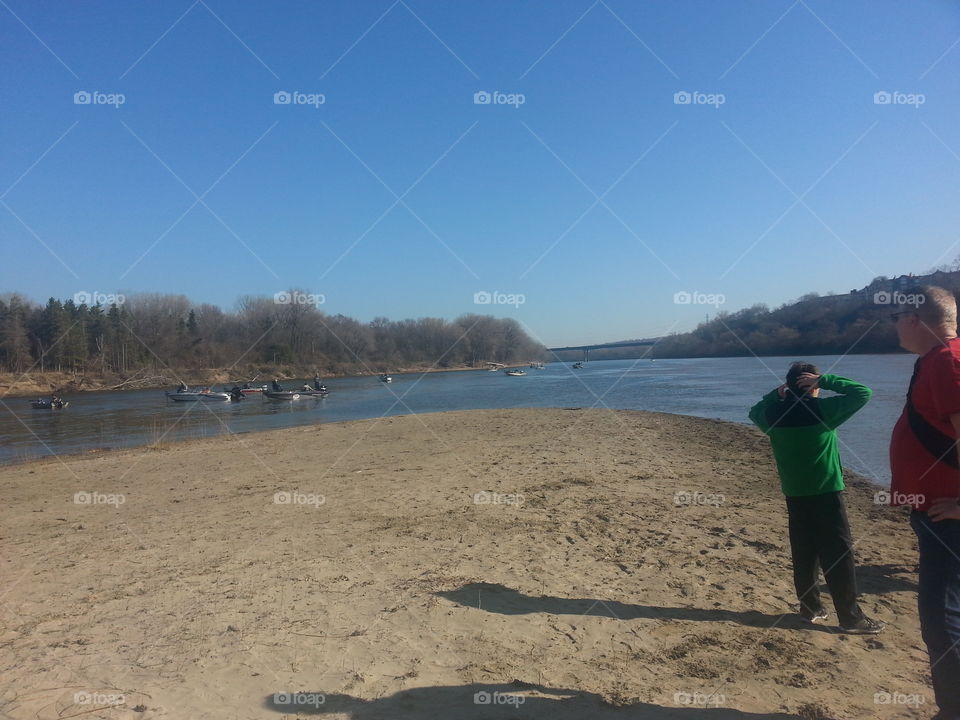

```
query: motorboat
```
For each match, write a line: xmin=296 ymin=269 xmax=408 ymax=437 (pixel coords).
xmin=504 ymin=369 xmax=526 ymax=376
xmin=379 ymin=374 xmax=392 ymax=383
xmin=166 ymin=391 xmax=205 ymax=402
xmin=572 ymin=362 xmax=584 ymax=369
xmin=31 ymin=398 xmax=68 ymax=409
xmin=199 ymin=391 xmax=231 ymax=401
xmin=264 ymin=390 xmax=301 ymax=401
xmin=166 ymin=388 xmax=231 ymax=402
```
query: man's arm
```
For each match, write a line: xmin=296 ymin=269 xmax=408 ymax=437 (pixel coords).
xmin=929 ymin=414 xmax=960 ymax=522
xmin=748 ymin=386 xmax=784 ymax=434
xmin=813 ymin=374 xmax=872 ymax=429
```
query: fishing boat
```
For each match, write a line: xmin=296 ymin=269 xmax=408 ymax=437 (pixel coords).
xmin=236 ymin=385 xmax=267 ymax=396
xmin=166 ymin=391 xmax=205 ymax=402
xmin=31 ymin=399 xmax=68 ymax=409
xmin=379 ymin=374 xmax=392 ymax=383
xmin=504 ymin=369 xmax=526 ymax=376
xmin=264 ymin=390 xmax=300 ymax=401
xmin=298 ymin=389 xmax=329 ymax=397
xmin=572 ymin=362 xmax=584 ymax=369
xmin=166 ymin=388 xmax=231 ymax=402
xmin=199 ymin=391 xmax=231 ymax=401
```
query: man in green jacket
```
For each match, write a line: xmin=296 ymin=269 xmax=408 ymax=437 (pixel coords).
xmin=749 ymin=361 xmax=883 ymax=634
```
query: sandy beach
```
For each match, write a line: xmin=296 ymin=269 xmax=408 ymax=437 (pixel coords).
xmin=0 ymin=408 xmax=931 ymax=719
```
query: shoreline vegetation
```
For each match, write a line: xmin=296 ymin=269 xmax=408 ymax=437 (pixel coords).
xmin=0 ymin=361 xmax=521 ymax=398
xmin=1 ymin=409 xmax=926 ymax=719
xmin=3 ymin=270 xmax=958 ymax=396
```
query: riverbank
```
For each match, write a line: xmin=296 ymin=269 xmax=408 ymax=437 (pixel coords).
xmin=0 ymin=409 xmax=929 ymax=719
xmin=0 ymin=363 xmax=524 ymax=398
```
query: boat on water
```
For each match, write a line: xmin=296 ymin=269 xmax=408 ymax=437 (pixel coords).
xmin=379 ymin=374 xmax=392 ymax=383
xmin=263 ymin=390 xmax=301 ymax=401
xmin=166 ymin=388 xmax=232 ymax=402
xmin=572 ymin=362 xmax=584 ymax=369
xmin=504 ymin=369 xmax=526 ymax=376
xmin=529 ymin=361 xmax=545 ymax=369
xmin=236 ymin=385 xmax=267 ymax=395
xmin=31 ymin=399 xmax=68 ymax=409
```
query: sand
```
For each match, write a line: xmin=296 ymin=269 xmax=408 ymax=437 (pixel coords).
xmin=0 ymin=409 xmax=932 ymax=719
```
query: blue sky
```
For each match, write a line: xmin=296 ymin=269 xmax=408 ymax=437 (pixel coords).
xmin=2 ymin=0 xmax=959 ymax=347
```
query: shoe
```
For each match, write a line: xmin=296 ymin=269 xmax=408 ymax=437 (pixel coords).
xmin=839 ymin=616 xmax=884 ymax=634
xmin=799 ymin=608 xmax=828 ymax=624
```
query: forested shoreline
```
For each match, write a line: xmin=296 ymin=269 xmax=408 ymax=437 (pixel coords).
xmin=0 ymin=291 xmax=545 ymax=392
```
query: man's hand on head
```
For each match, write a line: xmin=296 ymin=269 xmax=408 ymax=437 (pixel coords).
xmin=796 ymin=373 xmax=821 ymax=392
xmin=929 ymin=497 xmax=960 ymax=522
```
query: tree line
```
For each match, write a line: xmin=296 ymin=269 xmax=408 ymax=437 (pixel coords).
xmin=0 ymin=291 xmax=546 ymax=381
xmin=559 ymin=270 xmax=960 ymax=362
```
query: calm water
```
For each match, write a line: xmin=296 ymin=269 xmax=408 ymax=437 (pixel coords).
xmin=0 ymin=354 xmax=916 ymax=483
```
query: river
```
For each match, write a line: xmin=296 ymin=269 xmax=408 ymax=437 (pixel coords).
xmin=0 ymin=354 xmax=916 ymax=483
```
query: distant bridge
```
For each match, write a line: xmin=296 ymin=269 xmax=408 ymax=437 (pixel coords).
xmin=546 ymin=338 xmax=661 ymax=361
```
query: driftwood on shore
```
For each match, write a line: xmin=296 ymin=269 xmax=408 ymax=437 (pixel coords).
xmin=109 ymin=374 xmax=171 ymax=390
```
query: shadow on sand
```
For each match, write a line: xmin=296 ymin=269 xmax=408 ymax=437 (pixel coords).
xmin=263 ymin=683 xmax=801 ymax=719
xmin=435 ymin=582 xmax=837 ymax=632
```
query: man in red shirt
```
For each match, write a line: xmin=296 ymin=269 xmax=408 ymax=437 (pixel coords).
xmin=890 ymin=285 xmax=960 ymax=720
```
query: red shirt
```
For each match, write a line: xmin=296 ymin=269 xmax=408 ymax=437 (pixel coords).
xmin=890 ymin=338 xmax=960 ymax=510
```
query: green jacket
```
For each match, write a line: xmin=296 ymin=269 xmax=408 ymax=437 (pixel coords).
xmin=748 ymin=374 xmax=872 ymax=497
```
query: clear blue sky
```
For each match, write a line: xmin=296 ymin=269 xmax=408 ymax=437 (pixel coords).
xmin=2 ymin=0 xmax=959 ymax=346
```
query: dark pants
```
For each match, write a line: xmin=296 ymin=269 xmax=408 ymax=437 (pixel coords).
xmin=785 ymin=491 xmax=864 ymax=627
xmin=911 ymin=511 xmax=960 ymax=720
